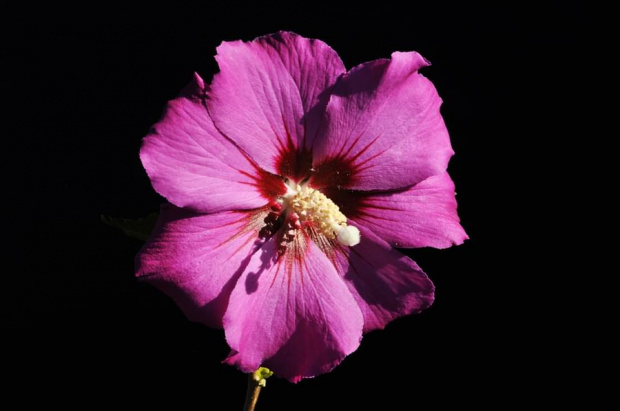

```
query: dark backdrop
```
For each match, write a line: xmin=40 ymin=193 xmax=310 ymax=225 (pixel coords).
xmin=3 ymin=2 xmax=588 ymax=409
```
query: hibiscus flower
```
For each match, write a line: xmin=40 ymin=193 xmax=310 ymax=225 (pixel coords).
xmin=136 ymin=31 xmax=467 ymax=382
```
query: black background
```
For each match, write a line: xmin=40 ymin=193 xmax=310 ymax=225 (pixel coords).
xmin=3 ymin=2 xmax=590 ymax=409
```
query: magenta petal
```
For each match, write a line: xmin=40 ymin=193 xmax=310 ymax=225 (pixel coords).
xmin=312 ymin=52 xmax=453 ymax=190
xmin=140 ymin=73 xmax=285 ymax=214
xmin=353 ymin=173 xmax=468 ymax=248
xmin=333 ymin=224 xmax=435 ymax=332
xmin=223 ymin=234 xmax=363 ymax=382
xmin=207 ymin=32 xmax=345 ymax=178
xmin=135 ymin=204 xmax=267 ymax=328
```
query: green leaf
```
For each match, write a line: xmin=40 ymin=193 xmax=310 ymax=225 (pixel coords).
xmin=101 ymin=213 xmax=158 ymax=241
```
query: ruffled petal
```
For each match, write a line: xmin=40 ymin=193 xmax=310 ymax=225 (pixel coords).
xmin=135 ymin=204 xmax=269 ymax=328
xmin=207 ymin=31 xmax=346 ymax=180
xmin=325 ymin=173 xmax=468 ymax=249
xmin=311 ymin=52 xmax=453 ymax=191
xmin=223 ymin=231 xmax=363 ymax=382
xmin=140 ymin=73 xmax=286 ymax=214
xmin=332 ymin=224 xmax=435 ymax=332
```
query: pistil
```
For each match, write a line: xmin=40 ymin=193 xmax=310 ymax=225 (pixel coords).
xmin=280 ymin=183 xmax=360 ymax=246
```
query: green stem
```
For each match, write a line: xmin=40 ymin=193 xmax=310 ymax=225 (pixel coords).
xmin=243 ymin=374 xmax=262 ymax=411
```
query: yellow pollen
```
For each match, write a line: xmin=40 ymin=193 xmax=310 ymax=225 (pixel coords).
xmin=289 ymin=185 xmax=360 ymax=246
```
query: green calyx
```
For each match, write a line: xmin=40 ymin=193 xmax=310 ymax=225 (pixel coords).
xmin=253 ymin=367 xmax=274 ymax=387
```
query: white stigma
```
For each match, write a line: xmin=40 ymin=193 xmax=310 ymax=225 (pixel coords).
xmin=337 ymin=226 xmax=361 ymax=246
xmin=284 ymin=183 xmax=360 ymax=247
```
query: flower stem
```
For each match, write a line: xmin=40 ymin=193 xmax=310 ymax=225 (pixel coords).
xmin=242 ymin=367 xmax=273 ymax=411
xmin=243 ymin=374 xmax=262 ymax=411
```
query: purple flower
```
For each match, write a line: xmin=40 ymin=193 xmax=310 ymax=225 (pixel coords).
xmin=136 ymin=32 xmax=467 ymax=382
